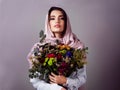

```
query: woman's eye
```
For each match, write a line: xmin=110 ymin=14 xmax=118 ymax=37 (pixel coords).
xmin=49 ymin=18 xmax=55 ymax=20
xmin=60 ymin=17 xmax=64 ymax=20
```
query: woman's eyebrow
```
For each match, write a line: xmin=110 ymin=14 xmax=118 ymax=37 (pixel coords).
xmin=50 ymin=15 xmax=55 ymax=17
xmin=50 ymin=15 xmax=63 ymax=17
xmin=59 ymin=15 xmax=64 ymax=17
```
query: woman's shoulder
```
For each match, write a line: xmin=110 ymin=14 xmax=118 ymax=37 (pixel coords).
xmin=77 ymin=40 xmax=85 ymax=49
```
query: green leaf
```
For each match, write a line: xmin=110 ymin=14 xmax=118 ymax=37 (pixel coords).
xmin=40 ymin=35 xmax=46 ymax=43
xmin=39 ymin=30 xmax=44 ymax=38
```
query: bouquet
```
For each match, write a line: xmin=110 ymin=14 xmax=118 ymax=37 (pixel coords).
xmin=28 ymin=31 xmax=88 ymax=83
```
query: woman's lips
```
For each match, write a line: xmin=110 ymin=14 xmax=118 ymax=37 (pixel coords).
xmin=54 ymin=24 xmax=61 ymax=28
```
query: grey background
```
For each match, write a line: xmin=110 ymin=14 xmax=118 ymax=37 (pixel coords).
xmin=0 ymin=0 xmax=120 ymax=90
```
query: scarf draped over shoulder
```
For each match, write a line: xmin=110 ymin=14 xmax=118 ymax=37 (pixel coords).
xmin=44 ymin=14 xmax=84 ymax=49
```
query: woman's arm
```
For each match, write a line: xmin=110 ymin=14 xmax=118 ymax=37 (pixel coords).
xmin=30 ymin=78 xmax=50 ymax=90
xmin=30 ymin=78 xmax=63 ymax=90
xmin=65 ymin=66 xmax=87 ymax=90
xmin=49 ymin=66 xmax=86 ymax=90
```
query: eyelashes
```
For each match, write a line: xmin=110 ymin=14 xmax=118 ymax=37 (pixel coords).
xmin=49 ymin=18 xmax=55 ymax=20
xmin=61 ymin=17 xmax=65 ymax=20
xmin=49 ymin=17 xmax=65 ymax=21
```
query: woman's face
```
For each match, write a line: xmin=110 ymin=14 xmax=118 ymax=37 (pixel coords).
xmin=49 ymin=10 xmax=65 ymax=37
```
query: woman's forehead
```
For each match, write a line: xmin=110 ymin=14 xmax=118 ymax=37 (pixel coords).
xmin=50 ymin=10 xmax=63 ymax=16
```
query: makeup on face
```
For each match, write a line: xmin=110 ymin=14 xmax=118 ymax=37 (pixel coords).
xmin=49 ymin=10 xmax=65 ymax=38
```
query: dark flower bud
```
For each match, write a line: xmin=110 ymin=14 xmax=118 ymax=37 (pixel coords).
xmin=65 ymin=51 xmax=73 ymax=57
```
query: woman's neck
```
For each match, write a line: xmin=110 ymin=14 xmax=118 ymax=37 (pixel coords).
xmin=54 ymin=33 xmax=62 ymax=38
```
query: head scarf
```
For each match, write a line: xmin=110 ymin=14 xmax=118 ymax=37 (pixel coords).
xmin=27 ymin=8 xmax=84 ymax=68
xmin=44 ymin=13 xmax=84 ymax=49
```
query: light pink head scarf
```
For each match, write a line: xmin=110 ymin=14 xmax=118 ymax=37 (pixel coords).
xmin=44 ymin=13 xmax=84 ymax=49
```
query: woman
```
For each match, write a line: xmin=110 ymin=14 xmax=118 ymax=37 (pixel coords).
xmin=27 ymin=6 xmax=87 ymax=90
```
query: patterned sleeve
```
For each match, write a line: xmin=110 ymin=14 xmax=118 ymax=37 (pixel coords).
xmin=65 ymin=65 xmax=87 ymax=90
xmin=27 ymin=43 xmax=39 ymax=68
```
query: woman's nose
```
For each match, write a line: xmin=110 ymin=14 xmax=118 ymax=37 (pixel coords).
xmin=55 ymin=18 xmax=60 ymax=23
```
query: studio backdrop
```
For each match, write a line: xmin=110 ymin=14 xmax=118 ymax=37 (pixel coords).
xmin=0 ymin=0 xmax=120 ymax=90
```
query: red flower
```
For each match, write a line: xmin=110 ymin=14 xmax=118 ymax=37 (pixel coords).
xmin=58 ymin=62 xmax=68 ymax=75
xmin=61 ymin=62 xmax=68 ymax=68
xmin=38 ymin=58 xmax=45 ymax=64
xmin=56 ymin=53 xmax=62 ymax=61
xmin=47 ymin=53 xmax=56 ymax=58
xmin=58 ymin=68 xmax=65 ymax=75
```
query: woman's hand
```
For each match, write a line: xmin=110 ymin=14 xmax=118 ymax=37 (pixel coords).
xmin=49 ymin=73 xmax=67 ymax=85
xmin=61 ymin=88 xmax=67 ymax=90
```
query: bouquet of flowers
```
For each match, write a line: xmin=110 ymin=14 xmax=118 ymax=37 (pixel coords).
xmin=28 ymin=31 xmax=88 ymax=83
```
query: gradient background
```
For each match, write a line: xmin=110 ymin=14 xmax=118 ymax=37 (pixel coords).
xmin=0 ymin=0 xmax=120 ymax=90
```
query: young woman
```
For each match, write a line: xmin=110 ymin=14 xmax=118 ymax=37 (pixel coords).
xmin=27 ymin=6 xmax=87 ymax=90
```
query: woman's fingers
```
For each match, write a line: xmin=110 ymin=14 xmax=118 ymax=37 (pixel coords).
xmin=49 ymin=73 xmax=67 ymax=85
xmin=51 ymin=72 xmax=57 ymax=77
xmin=49 ymin=81 xmax=54 ymax=84
xmin=61 ymin=88 xmax=67 ymax=90
xmin=49 ymin=73 xmax=58 ymax=83
xmin=49 ymin=75 xmax=55 ymax=82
